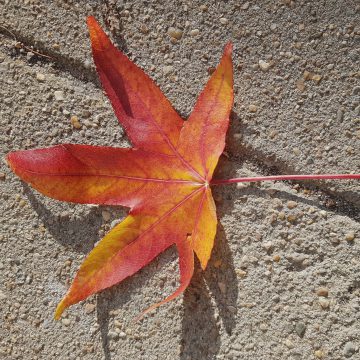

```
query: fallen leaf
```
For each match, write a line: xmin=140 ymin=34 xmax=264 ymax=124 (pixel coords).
xmin=7 ymin=16 xmax=233 ymax=319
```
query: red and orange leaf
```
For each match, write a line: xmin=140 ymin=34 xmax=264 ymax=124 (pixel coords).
xmin=6 ymin=16 xmax=233 ymax=320
xmin=177 ymin=42 xmax=234 ymax=180
xmin=87 ymin=16 xmax=184 ymax=156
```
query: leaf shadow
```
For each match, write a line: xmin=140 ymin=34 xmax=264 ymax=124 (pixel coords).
xmin=22 ymin=183 xmax=111 ymax=254
xmin=95 ymin=246 xmax=178 ymax=360
xmin=180 ymin=221 xmax=238 ymax=359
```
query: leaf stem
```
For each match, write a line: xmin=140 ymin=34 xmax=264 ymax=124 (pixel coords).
xmin=210 ymin=173 xmax=360 ymax=186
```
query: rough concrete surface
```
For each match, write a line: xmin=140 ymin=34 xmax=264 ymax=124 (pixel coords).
xmin=0 ymin=1 xmax=359 ymax=359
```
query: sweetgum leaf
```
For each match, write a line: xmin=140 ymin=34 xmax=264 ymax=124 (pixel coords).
xmin=6 ymin=16 xmax=233 ymax=319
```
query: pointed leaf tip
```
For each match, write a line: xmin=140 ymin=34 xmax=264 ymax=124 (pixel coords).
xmin=54 ymin=299 xmax=67 ymax=320
xmin=224 ymin=42 xmax=233 ymax=55
xmin=86 ymin=16 xmax=111 ymax=51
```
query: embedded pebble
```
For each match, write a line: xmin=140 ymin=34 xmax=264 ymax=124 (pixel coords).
xmin=295 ymin=322 xmax=306 ymax=337
xmin=345 ymin=232 xmax=355 ymax=242
xmin=285 ymin=339 xmax=294 ymax=349
xmin=61 ymin=318 xmax=71 ymax=326
xmin=343 ymin=342 xmax=356 ymax=357
xmin=84 ymin=303 xmax=96 ymax=314
xmin=316 ymin=287 xmax=329 ymax=297
xmin=54 ymin=90 xmax=64 ymax=101
xmin=314 ymin=350 xmax=325 ymax=358
xmin=0 ymin=172 xmax=5 ymax=181
xmin=70 ymin=115 xmax=82 ymax=129
xmin=167 ymin=27 xmax=183 ymax=40
xmin=0 ymin=290 xmax=7 ymax=300
xmin=287 ymin=201 xmax=298 ymax=209
xmin=36 ymin=72 xmax=45 ymax=82
xmin=108 ymin=331 xmax=119 ymax=340
xmin=163 ymin=65 xmax=174 ymax=75
xmin=189 ymin=29 xmax=200 ymax=37
xmin=220 ymin=18 xmax=229 ymax=25
xmin=119 ymin=331 xmax=127 ymax=339
xmin=258 ymin=60 xmax=270 ymax=71
xmin=318 ymin=298 xmax=330 ymax=309
xmin=101 ymin=210 xmax=111 ymax=222
xmin=248 ymin=104 xmax=257 ymax=112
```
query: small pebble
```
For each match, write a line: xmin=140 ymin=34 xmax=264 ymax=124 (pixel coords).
xmin=163 ymin=65 xmax=174 ymax=76
xmin=70 ymin=115 xmax=82 ymax=129
xmin=345 ymin=232 xmax=355 ymax=242
xmin=61 ymin=318 xmax=71 ymax=326
xmin=316 ymin=287 xmax=329 ymax=297
xmin=36 ymin=73 xmax=45 ymax=82
xmin=242 ymin=2 xmax=250 ymax=10
xmin=84 ymin=303 xmax=96 ymax=314
xmin=235 ymin=269 xmax=247 ymax=277
xmin=167 ymin=27 xmax=183 ymax=40
xmin=248 ymin=104 xmax=257 ymax=113
xmin=218 ymin=282 xmax=226 ymax=294
xmin=287 ymin=201 xmax=298 ymax=209
xmin=54 ymin=91 xmax=64 ymax=101
xmin=189 ymin=29 xmax=200 ymax=37
xmin=108 ymin=331 xmax=119 ymax=340
xmin=314 ymin=350 xmax=325 ymax=358
xmin=259 ymin=323 xmax=268 ymax=331
xmin=343 ymin=342 xmax=356 ymax=357
xmin=273 ymin=254 xmax=281 ymax=262
xmin=312 ymin=74 xmax=322 ymax=84
xmin=285 ymin=338 xmax=294 ymax=349
xmin=0 ymin=172 xmax=5 ymax=181
xmin=0 ymin=290 xmax=7 ymax=300
xmin=303 ymin=70 xmax=312 ymax=80
xmin=101 ymin=210 xmax=111 ymax=222
xmin=287 ymin=214 xmax=297 ymax=222
xmin=119 ymin=331 xmax=127 ymax=339
xmin=258 ymin=60 xmax=270 ymax=71
xmin=295 ymin=322 xmax=306 ymax=337
xmin=296 ymin=79 xmax=305 ymax=92
xmin=220 ymin=17 xmax=229 ymax=25
xmin=318 ymin=298 xmax=330 ymax=309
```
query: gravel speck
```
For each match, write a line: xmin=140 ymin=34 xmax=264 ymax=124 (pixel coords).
xmin=119 ymin=331 xmax=127 ymax=339
xmin=84 ymin=303 xmax=96 ymax=314
xmin=343 ymin=342 xmax=356 ymax=357
xmin=70 ymin=115 xmax=82 ymax=129
xmin=295 ymin=322 xmax=306 ymax=337
xmin=314 ymin=349 xmax=325 ymax=358
xmin=316 ymin=287 xmax=329 ymax=297
xmin=189 ymin=29 xmax=200 ymax=37
xmin=345 ymin=232 xmax=355 ymax=242
xmin=54 ymin=90 xmax=64 ymax=101
xmin=248 ymin=104 xmax=257 ymax=113
xmin=61 ymin=318 xmax=71 ymax=326
xmin=36 ymin=72 xmax=45 ymax=82
xmin=167 ymin=27 xmax=183 ymax=40
xmin=258 ymin=60 xmax=270 ymax=71
xmin=101 ymin=210 xmax=111 ymax=222
xmin=162 ymin=65 xmax=174 ymax=75
xmin=318 ymin=298 xmax=330 ymax=309
xmin=287 ymin=201 xmax=298 ymax=209
xmin=220 ymin=18 xmax=229 ymax=25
